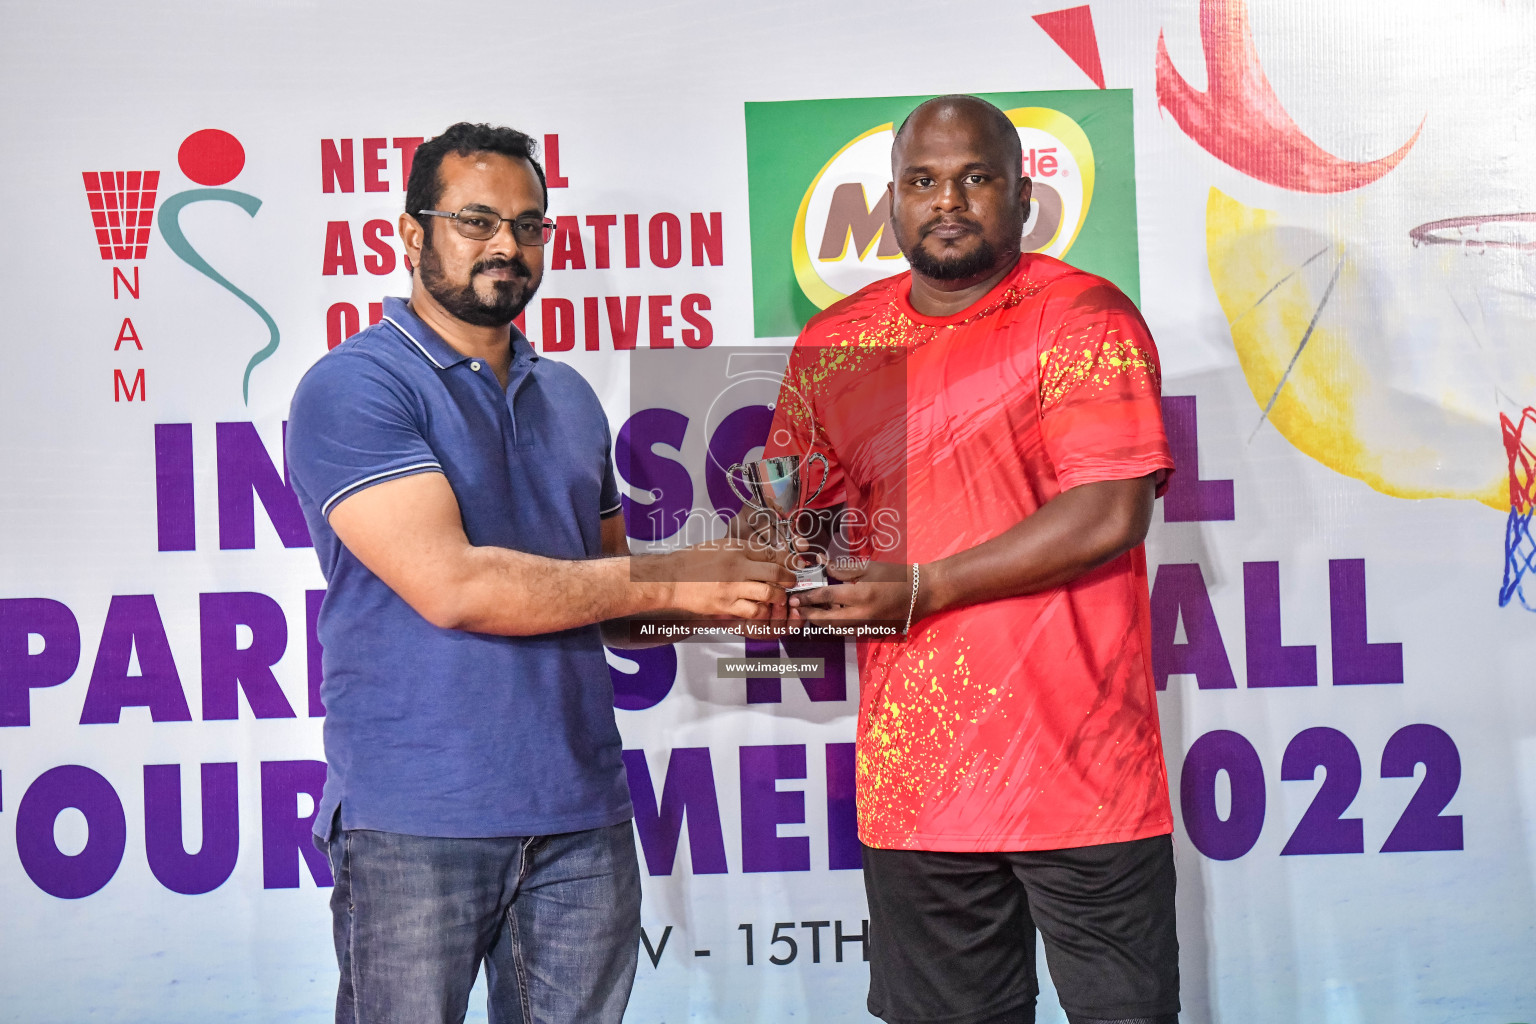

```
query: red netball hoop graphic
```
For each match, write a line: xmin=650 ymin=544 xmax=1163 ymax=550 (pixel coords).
xmin=82 ymin=170 xmax=160 ymax=260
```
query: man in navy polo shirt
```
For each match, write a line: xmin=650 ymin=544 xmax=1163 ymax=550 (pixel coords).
xmin=286 ymin=122 xmax=788 ymax=1024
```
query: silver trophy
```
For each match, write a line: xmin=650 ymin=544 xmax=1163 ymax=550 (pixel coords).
xmin=727 ymin=453 xmax=831 ymax=592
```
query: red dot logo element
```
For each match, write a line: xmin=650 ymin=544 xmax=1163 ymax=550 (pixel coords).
xmin=178 ymin=129 xmax=245 ymax=186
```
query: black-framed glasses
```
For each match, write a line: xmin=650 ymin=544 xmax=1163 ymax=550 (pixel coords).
xmin=417 ymin=207 xmax=556 ymax=245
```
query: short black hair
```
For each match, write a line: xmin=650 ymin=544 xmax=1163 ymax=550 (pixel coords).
xmin=893 ymin=95 xmax=1023 ymax=179
xmin=405 ymin=122 xmax=548 ymax=237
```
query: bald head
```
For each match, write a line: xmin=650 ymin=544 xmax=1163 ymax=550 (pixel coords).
xmin=893 ymin=95 xmax=1023 ymax=180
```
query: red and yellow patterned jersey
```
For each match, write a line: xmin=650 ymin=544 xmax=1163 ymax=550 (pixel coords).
xmin=765 ymin=254 xmax=1176 ymax=852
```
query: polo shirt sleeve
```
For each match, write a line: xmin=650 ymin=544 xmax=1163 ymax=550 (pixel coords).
xmin=599 ymin=416 xmax=622 ymax=518
xmin=1035 ymin=278 xmax=1175 ymax=494
xmin=763 ymin=337 xmax=849 ymax=510
xmin=286 ymin=352 xmax=444 ymax=520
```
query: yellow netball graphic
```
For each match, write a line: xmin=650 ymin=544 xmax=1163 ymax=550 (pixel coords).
xmin=1206 ymin=187 xmax=1531 ymax=510
xmin=790 ymin=107 xmax=1097 ymax=312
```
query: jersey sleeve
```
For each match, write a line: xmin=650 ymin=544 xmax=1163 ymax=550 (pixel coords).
xmin=1036 ymin=279 xmax=1175 ymax=493
xmin=286 ymin=353 xmax=444 ymax=520
xmin=763 ymin=336 xmax=849 ymax=510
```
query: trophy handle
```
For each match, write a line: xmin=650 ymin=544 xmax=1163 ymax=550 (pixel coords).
xmin=801 ymin=451 xmax=831 ymax=508
xmin=725 ymin=463 xmax=759 ymax=509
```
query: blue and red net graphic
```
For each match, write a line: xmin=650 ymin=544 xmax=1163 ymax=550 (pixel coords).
xmin=82 ymin=170 xmax=160 ymax=260
xmin=1502 ymin=407 xmax=1536 ymax=611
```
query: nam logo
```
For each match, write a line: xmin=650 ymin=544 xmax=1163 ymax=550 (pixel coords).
xmin=82 ymin=128 xmax=280 ymax=404
xmin=745 ymin=90 xmax=1139 ymax=338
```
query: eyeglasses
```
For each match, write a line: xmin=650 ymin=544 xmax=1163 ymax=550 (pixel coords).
xmin=417 ymin=207 xmax=556 ymax=246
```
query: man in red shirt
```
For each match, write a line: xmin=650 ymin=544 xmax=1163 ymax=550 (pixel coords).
xmin=773 ymin=95 xmax=1179 ymax=1024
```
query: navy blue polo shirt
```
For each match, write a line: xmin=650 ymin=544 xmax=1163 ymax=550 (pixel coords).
xmin=286 ymin=296 xmax=632 ymax=840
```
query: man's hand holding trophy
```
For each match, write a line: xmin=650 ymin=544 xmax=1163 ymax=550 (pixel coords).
xmin=727 ymin=452 xmax=832 ymax=594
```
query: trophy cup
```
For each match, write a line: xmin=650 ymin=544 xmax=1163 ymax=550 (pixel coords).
xmin=727 ymin=453 xmax=831 ymax=592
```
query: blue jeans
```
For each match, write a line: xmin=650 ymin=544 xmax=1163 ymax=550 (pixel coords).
xmin=323 ymin=821 xmax=641 ymax=1024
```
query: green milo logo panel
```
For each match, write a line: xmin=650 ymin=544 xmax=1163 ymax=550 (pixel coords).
xmin=744 ymin=90 xmax=1140 ymax=338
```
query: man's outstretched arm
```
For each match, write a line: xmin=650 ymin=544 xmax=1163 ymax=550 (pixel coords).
xmin=329 ymin=471 xmax=793 ymax=636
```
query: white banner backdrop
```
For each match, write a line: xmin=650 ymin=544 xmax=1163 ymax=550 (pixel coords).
xmin=2 ymin=1 xmax=1534 ymax=1022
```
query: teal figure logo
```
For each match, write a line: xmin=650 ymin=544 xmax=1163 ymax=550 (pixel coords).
xmin=157 ymin=128 xmax=279 ymax=405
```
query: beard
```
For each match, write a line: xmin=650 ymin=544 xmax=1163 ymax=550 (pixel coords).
xmin=897 ymin=216 xmax=1014 ymax=282
xmin=904 ymin=236 xmax=1003 ymax=281
xmin=417 ymin=231 xmax=537 ymax=327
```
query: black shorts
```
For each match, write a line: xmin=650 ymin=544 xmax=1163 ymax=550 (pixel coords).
xmin=863 ymin=834 xmax=1179 ymax=1024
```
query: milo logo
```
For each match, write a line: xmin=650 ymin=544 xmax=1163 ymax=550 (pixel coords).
xmin=791 ymin=108 xmax=1096 ymax=309
xmin=745 ymin=90 xmax=1139 ymax=338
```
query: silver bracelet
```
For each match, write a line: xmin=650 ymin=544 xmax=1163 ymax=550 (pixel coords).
xmin=903 ymin=562 xmax=921 ymax=636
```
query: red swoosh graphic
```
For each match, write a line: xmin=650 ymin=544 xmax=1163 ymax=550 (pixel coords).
xmin=1157 ymin=0 xmax=1423 ymax=193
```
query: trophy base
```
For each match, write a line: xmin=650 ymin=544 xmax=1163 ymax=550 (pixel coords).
xmin=787 ymin=565 xmax=828 ymax=593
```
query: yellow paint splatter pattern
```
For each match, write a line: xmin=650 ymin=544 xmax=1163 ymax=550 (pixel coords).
xmin=855 ymin=626 xmax=981 ymax=843
xmin=778 ymin=278 xmax=1042 ymax=454
xmin=1038 ymin=328 xmax=1161 ymax=411
xmin=820 ymin=281 xmax=1035 ymax=351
